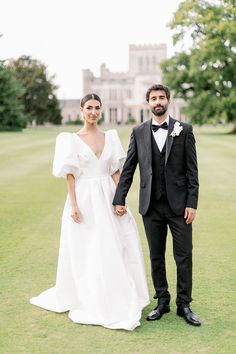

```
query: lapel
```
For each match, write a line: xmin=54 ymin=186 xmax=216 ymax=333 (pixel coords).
xmin=142 ymin=119 xmax=152 ymax=165
xmin=165 ymin=117 xmax=175 ymax=165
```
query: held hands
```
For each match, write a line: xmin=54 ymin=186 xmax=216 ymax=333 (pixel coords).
xmin=114 ymin=205 xmax=127 ymax=217
xmin=184 ymin=207 xmax=196 ymax=224
xmin=71 ymin=205 xmax=82 ymax=223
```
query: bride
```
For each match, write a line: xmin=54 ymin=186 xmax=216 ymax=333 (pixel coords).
xmin=30 ymin=93 xmax=149 ymax=330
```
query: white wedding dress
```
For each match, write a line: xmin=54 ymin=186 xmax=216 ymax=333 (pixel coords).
xmin=30 ymin=129 xmax=149 ymax=330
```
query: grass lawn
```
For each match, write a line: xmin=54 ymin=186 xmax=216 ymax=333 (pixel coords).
xmin=0 ymin=125 xmax=235 ymax=354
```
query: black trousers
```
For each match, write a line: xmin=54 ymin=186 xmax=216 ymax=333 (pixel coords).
xmin=142 ymin=196 xmax=193 ymax=307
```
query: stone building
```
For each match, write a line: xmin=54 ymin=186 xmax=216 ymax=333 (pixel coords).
xmin=82 ymin=44 xmax=186 ymax=124
xmin=59 ymin=99 xmax=80 ymax=123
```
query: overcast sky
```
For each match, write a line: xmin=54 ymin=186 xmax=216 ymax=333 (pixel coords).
xmin=0 ymin=0 xmax=182 ymax=99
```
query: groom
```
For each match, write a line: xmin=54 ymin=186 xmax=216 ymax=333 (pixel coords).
xmin=113 ymin=84 xmax=201 ymax=326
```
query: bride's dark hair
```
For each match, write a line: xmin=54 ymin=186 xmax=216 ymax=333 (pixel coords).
xmin=80 ymin=93 xmax=102 ymax=108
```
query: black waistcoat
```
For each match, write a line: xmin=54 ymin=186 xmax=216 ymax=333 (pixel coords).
xmin=151 ymin=132 xmax=167 ymax=200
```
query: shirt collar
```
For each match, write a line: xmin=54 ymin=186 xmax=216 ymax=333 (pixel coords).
xmin=152 ymin=116 xmax=170 ymax=126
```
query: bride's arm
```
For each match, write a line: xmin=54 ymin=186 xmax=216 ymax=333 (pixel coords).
xmin=112 ymin=170 xmax=120 ymax=186
xmin=112 ymin=170 xmax=127 ymax=215
xmin=66 ymin=174 xmax=82 ymax=223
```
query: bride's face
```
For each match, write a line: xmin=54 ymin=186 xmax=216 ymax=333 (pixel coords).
xmin=80 ymin=99 xmax=102 ymax=125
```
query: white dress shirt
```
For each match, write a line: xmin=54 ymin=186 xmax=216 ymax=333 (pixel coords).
xmin=152 ymin=116 xmax=170 ymax=152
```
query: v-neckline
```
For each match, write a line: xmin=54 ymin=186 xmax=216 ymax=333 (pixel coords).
xmin=73 ymin=132 xmax=107 ymax=161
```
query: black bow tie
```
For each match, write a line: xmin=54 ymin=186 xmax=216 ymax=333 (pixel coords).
xmin=152 ymin=122 xmax=168 ymax=132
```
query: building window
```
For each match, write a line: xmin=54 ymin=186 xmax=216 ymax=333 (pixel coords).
xmin=109 ymin=108 xmax=117 ymax=123
xmin=127 ymin=89 xmax=132 ymax=99
xmin=146 ymin=56 xmax=149 ymax=73
xmin=109 ymin=89 xmax=117 ymax=100
xmin=153 ymin=56 xmax=156 ymax=72
xmin=139 ymin=56 xmax=143 ymax=73
xmin=140 ymin=109 xmax=144 ymax=123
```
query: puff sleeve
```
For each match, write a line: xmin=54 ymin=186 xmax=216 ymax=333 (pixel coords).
xmin=109 ymin=129 xmax=127 ymax=175
xmin=52 ymin=132 xmax=80 ymax=178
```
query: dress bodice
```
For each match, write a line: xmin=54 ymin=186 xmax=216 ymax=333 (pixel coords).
xmin=52 ymin=130 xmax=126 ymax=179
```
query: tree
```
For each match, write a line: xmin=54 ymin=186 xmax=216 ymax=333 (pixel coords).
xmin=8 ymin=55 xmax=62 ymax=125
xmin=0 ymin=63 xmax=26 ymax=131
xmin=161 ymin=0 xmax=236 ymax=131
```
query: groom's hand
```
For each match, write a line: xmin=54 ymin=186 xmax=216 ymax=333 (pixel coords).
xmin=184 ymin=207 xmax=196 ymax=224
xmin=114 ymin=205 xmax=127 ymax=216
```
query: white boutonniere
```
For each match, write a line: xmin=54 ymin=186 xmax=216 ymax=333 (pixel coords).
xmin=170 ymin=121 xmax=183 ymax=137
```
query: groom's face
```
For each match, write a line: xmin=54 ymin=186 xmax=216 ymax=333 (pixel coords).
xmin=149 ymin=90 xmax=170 ymax=117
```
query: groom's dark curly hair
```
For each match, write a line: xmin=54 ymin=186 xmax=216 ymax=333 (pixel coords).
xmin=146 ymin=84 xmax=170 ymax=102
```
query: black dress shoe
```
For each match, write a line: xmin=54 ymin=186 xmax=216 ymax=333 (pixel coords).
xmin=146 ymin=304 xmax=170 ymax=321
xmin=177 ymin=306 xmax=201 ymax=326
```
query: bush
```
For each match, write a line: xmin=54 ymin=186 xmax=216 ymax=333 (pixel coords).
xmin=125 ymin=116 xmax=136 ymax=125
xmin=65 ymin=118 xmax=83 ymax=126
xmin=0 ymin=64 xmax=26 ymax=131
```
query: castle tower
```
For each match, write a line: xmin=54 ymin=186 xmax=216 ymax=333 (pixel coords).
xmin=128 ymin=44 xmax=167 ymax=78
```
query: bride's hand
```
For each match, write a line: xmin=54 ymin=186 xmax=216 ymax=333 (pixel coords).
xmin=114 ymin=205 xmax=127 ymax=216
xmin=71 ymin=205 xmax=82 ymax=223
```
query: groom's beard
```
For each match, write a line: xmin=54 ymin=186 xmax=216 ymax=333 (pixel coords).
xmin=152 ymin=104 xmax=168 ymax=116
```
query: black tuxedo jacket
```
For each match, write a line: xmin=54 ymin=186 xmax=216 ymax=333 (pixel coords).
xmin=113 ymin=117 xmax=199 ymax=216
